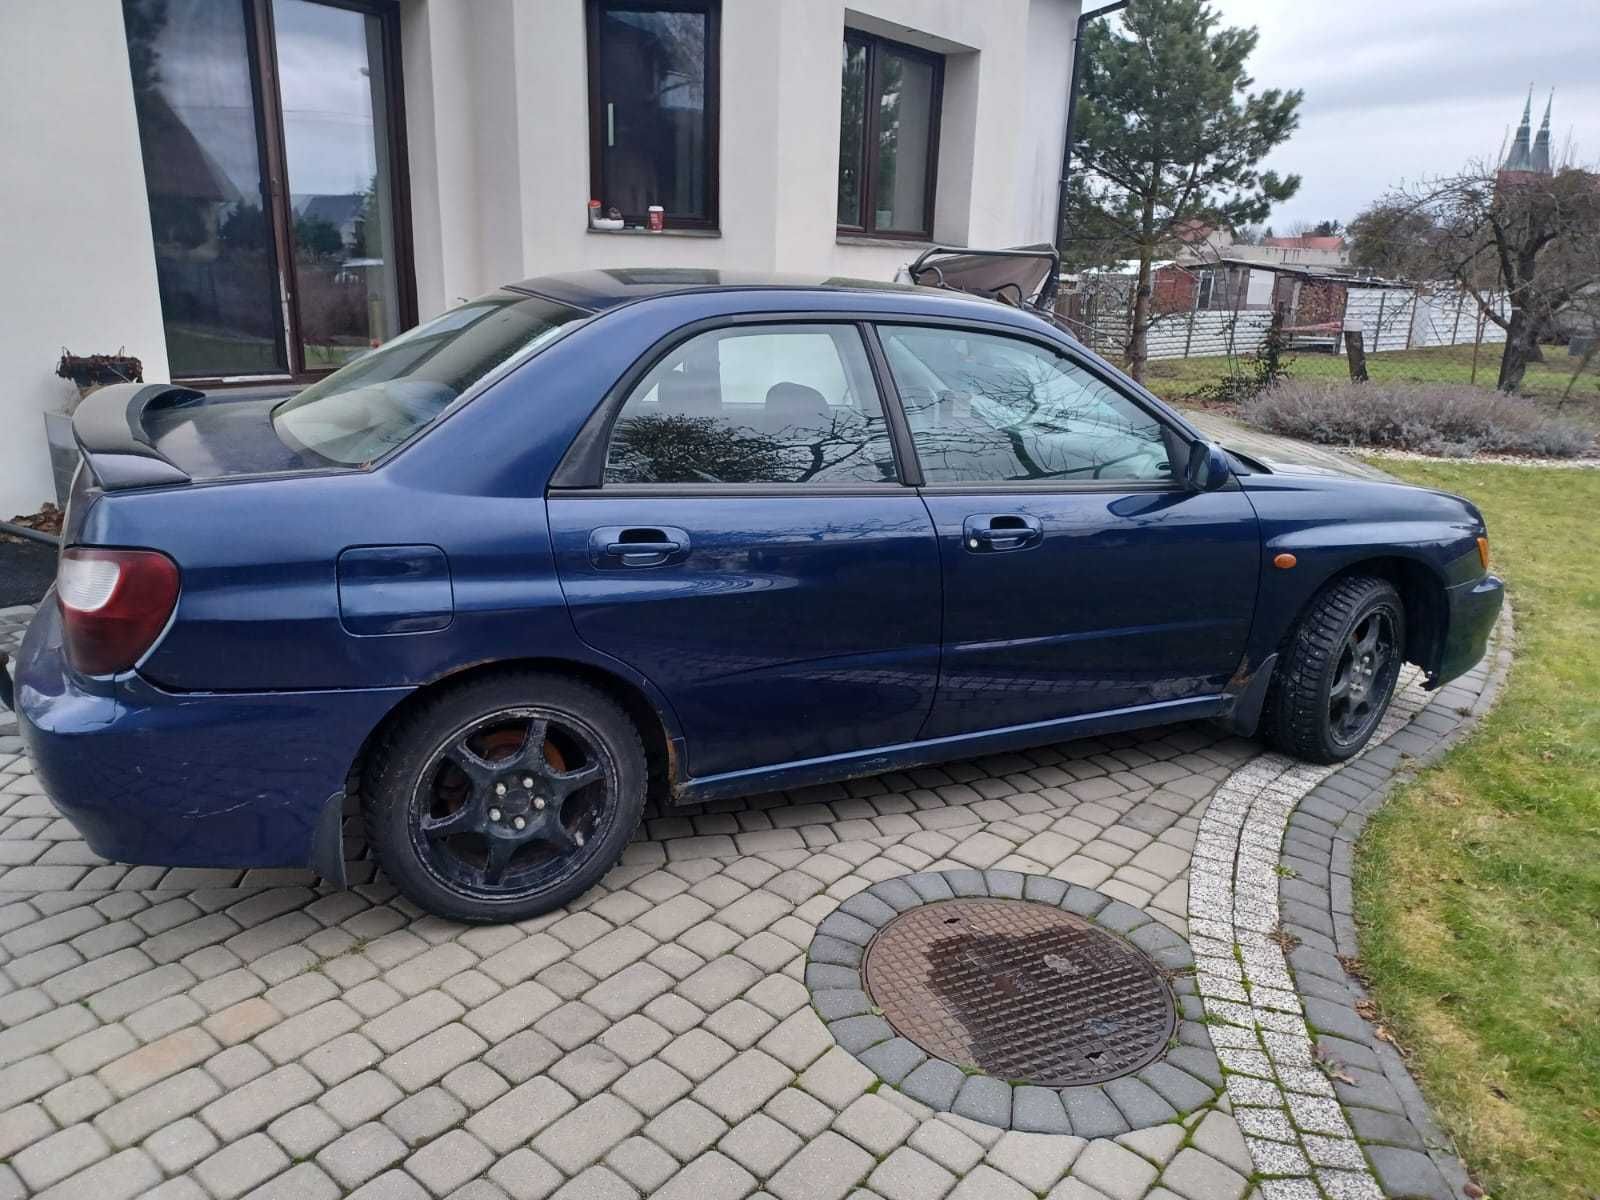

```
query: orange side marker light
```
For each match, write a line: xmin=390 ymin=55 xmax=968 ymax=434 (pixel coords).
xmin=1477 ymin=537 xmax=1490 ymax=569
xmin=1273 ymin=553 xmax=1297 ymax=570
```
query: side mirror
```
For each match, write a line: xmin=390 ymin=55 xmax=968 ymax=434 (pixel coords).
xmin=1184 ymin=440 xmax=1232 ymax=492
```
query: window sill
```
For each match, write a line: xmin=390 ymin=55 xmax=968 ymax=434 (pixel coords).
xmin=587 ymin=225 xmax=721 ymax=238
xmin=836 ymin=233 xmax=939 ymax=249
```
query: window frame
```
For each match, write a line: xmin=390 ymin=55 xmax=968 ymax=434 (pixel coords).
xmin=128 ymin=0 xmax=418 ymax=387
xmin=550 ymin=314 xmax=920 ymax=494
xmin=867 ymin=320 xmax=1198 ymax=495
xmin=585 ymin=0 xmax=722 ymax=232
xmin=837 ymin=30 xmax=944 ymax=242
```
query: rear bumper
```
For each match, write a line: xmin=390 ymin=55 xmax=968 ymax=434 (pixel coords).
xmin=15 ymin=594 xmax=409 ymax=871
xmin=1436 ymin=573 xmax=1504 ymax=686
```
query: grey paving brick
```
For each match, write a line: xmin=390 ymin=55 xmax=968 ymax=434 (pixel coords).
xmin=1059 ymin=1086 xmax=1128 ymax=1139
xmin=405 ymin=1128 xmax=495 ymax=1196
xmin=194 ymin=1132 xmax=290 ymax=1200
xmin=532 ymin=1094 xmax=644 ymax=1174
xmin=316 ymin=1122 xmax=411 ymax=1190
xmin=383 ymin=1087 xmax=468 ymax=1148
xmin=464 ymin=1076 xmax=577 ymax=1153
xmin=899 ymin=1058 xmax=964 ymax=1110
xmin=642 ymin=1098 xmax=727 ymax=1162
xmin=95 ymin=1067 xmax=223 ymax=1148
xmin=651 ymin=1151 xmax=758 ymax=1200
xmin=952 ymin=1075 xmax=1011 ymax=1127
xmin=12 ymin=1123 xmax=110 ymax=1191
xmin=766 ymin=1129 xmax=874 ymax=1200
xmin=31 ymin=1147 xmax=162 ymax=1200
xmin=1010 ymin=1086 xmax=1072 ymax=1133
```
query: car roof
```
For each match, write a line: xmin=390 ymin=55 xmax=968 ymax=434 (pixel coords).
xmin=508 ymin=267 xmax=963 ymax=314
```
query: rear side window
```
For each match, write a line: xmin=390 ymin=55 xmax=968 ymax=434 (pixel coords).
xmin=604 ymin=324 xmax=896 ymax=485
xmin=880 ymin=325 xmax=1176 ymax=484
xmin=272 ymin=292 xmax=587 ymax=465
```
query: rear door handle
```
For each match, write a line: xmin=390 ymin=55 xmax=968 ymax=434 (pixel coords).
xmin=962 ymin=513 xmax=1043 ymax=553
xmin=589 ymin=526 xmax=691 ymax=568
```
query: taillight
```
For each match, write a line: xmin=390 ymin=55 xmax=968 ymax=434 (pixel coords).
xmin=57 ymin=548 xmax=180 ymax=675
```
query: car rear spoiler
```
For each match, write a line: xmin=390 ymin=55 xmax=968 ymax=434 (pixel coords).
xmin=72 ymin=383 xmax=202 ymax=490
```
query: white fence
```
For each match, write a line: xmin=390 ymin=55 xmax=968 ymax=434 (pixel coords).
xmin=1062 ymin=281 xmax=1506 ymax=363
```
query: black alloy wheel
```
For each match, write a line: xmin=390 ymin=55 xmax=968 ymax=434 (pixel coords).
xmin=366 ymin=672 xmax=646 ymax=922
xmin=1265 ymin=574 xmax=1406 ymax=764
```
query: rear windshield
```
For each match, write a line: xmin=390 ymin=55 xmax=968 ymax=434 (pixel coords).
xmin=272 ymin=291 xmax=587 ymax=465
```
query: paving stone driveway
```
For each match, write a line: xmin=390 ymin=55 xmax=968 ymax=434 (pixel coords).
xmin=0 ymin=599 xmax=1490 ymax=1200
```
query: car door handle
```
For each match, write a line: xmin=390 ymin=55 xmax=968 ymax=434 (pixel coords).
xmin=589 ymin=526 xmax=691 ymax=568
xmin=963 ymin=514 xmax=1043 ymax=553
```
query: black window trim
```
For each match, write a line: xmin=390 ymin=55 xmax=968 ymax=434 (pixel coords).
xmin=869 ymin=318 xmax=1201 ymax=495
xmin=585 ymin=0 xmax=722 ymax=232
xmin=837 ymin=29 xmax=944 ymax=241
xmin=549 ymin=312 xmax=920 ymax=492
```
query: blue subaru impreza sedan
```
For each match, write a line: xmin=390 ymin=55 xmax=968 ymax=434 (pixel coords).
xmin=11 ymin=269 xmax=1502 ymax=922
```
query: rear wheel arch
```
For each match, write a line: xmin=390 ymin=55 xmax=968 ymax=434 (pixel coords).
xmin=345 ymin=658 xmax=677 ymax=807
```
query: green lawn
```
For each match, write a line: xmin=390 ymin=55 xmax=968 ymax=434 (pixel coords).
xmin=1353 ymin=461 xmax=1600 ymax=1200
xmin=1140 ymin=342 xmax=1600 ymax=407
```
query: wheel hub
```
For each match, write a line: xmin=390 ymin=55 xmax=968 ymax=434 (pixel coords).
xmin=410 ymin=709 xmax=611 ymax=894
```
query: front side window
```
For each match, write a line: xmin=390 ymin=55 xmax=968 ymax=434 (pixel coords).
xmin=588 ymin=0 xmax=719 ymax=228
xmin=124 ymin=0 xmax=413 ymax=379
xmin=605 ymin=325 xmax=896 ymax=485
xmin=272 ymin=293 xmax=586 ymax=465
xmin=837 ymin=32 xmax=942 ymax=238
xmin=880 ymin=326 xmax=1176 ymax=484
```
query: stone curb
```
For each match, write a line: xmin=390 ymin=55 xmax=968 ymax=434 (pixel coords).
xmin=1276 ymin=602 xmax=1513 ymax=1200
xmin=805 ymin=869 xmax=1227 ymax=1133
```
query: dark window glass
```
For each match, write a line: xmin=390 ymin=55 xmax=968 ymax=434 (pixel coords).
xmin=605 ymin=325 xmax=896 ymax=485
xmin=837 ymin=40 xmax=867 ymax=227
xmin=123 ymin=0 xmax=413 ymax=380
xmin=125 ymin=0 xmax=285 ymax=376
xmin=880 ymin=326 xmax=1176 ymax=484
xmin=274 ymin=0 xmax=400 ymax=369
xmin=837 ymin=33 xmax=941 ymax=238
xmin=589 ymin=2 xmax=717 ymax=227
xmin=272 ymin=293 xmax=586 ymax=465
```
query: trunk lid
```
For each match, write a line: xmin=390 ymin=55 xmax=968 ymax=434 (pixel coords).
xmin=71 ymin=382 xmax=318 ymax=492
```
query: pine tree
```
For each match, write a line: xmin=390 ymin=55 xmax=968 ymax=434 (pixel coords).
xmin=1065 ymin=0 xmax=1302 ymax=381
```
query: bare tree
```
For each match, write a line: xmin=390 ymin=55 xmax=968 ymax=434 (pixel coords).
xmin=1351 ymin=161 xmax=1600 ymax=392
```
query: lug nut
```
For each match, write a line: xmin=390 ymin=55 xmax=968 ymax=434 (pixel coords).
xmin=521 ymin=776 xmax=534 ymax=788
xmin=513 ymin=815 xmax=527 ymax=831
xmin=488 ymin=807 xmax=502 ymax=822
xmin=494 ymin=782 xmax=507 ymax=796
xmin=574 ymin=832 xmax=585 ymax=847
xmin=534 ymin=797 xmax=546 ymax=810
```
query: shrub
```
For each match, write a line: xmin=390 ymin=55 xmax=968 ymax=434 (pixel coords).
xmin=1241 ymin=379 xmax=1597 ymax=459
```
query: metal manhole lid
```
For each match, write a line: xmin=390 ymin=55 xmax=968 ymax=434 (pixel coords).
xmin=863 ymin=898 xmax=1176 ymax=1086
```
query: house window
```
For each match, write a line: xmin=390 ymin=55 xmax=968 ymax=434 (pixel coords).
xmin=837 ymin=31 xmax=942 ymax=239
xmin=587 ymin=1 xmax=720 ymax=229
xmin=123 ymin=0 xmax=414 ymax=380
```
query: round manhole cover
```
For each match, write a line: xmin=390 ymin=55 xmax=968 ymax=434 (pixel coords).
xmin=863 ymin=898 xmax=1176 ymax=1086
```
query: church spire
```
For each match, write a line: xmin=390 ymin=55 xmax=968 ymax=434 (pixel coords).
xmin=1504 ymin=85 xmax=1534 ymax=172
xmin=1531 ymin=89 xmax=1553 ymax=174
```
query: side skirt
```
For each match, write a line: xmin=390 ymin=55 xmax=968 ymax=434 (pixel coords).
xmin=671 ymin=695 xmax=1228 ymax=805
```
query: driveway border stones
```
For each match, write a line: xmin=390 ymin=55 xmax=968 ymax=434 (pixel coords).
xmin=1189 ymin=605 xmax=1511 ymax=1200
xmin=807 ymin=873 xmax=1223 ymax=1133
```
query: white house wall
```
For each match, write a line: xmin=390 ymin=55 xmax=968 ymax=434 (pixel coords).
xmin=0 ymin=0 xmax=170 ymax=518
xmin=0 ymin=0 xmax=1081 ymax=513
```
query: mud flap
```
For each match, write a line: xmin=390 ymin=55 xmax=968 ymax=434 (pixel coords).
xmin=308 ymin=791 xmax=349 ymax=888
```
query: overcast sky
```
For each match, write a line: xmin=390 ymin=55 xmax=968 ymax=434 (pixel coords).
xmin=1195 ymin=0 xmax=1600 ymax=231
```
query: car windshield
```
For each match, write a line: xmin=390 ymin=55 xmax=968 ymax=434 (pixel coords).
xmin=272 ymin=291 xmax=588 ymax=465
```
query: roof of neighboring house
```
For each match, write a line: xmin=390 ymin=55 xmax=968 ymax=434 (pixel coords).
xmin=1263 ymin=236 xmax=1345 ymax=252
xmin=135 ymin=91 xmax=241 ymax=204
xmin=296 ymin=193 xmax=367 ymax=227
